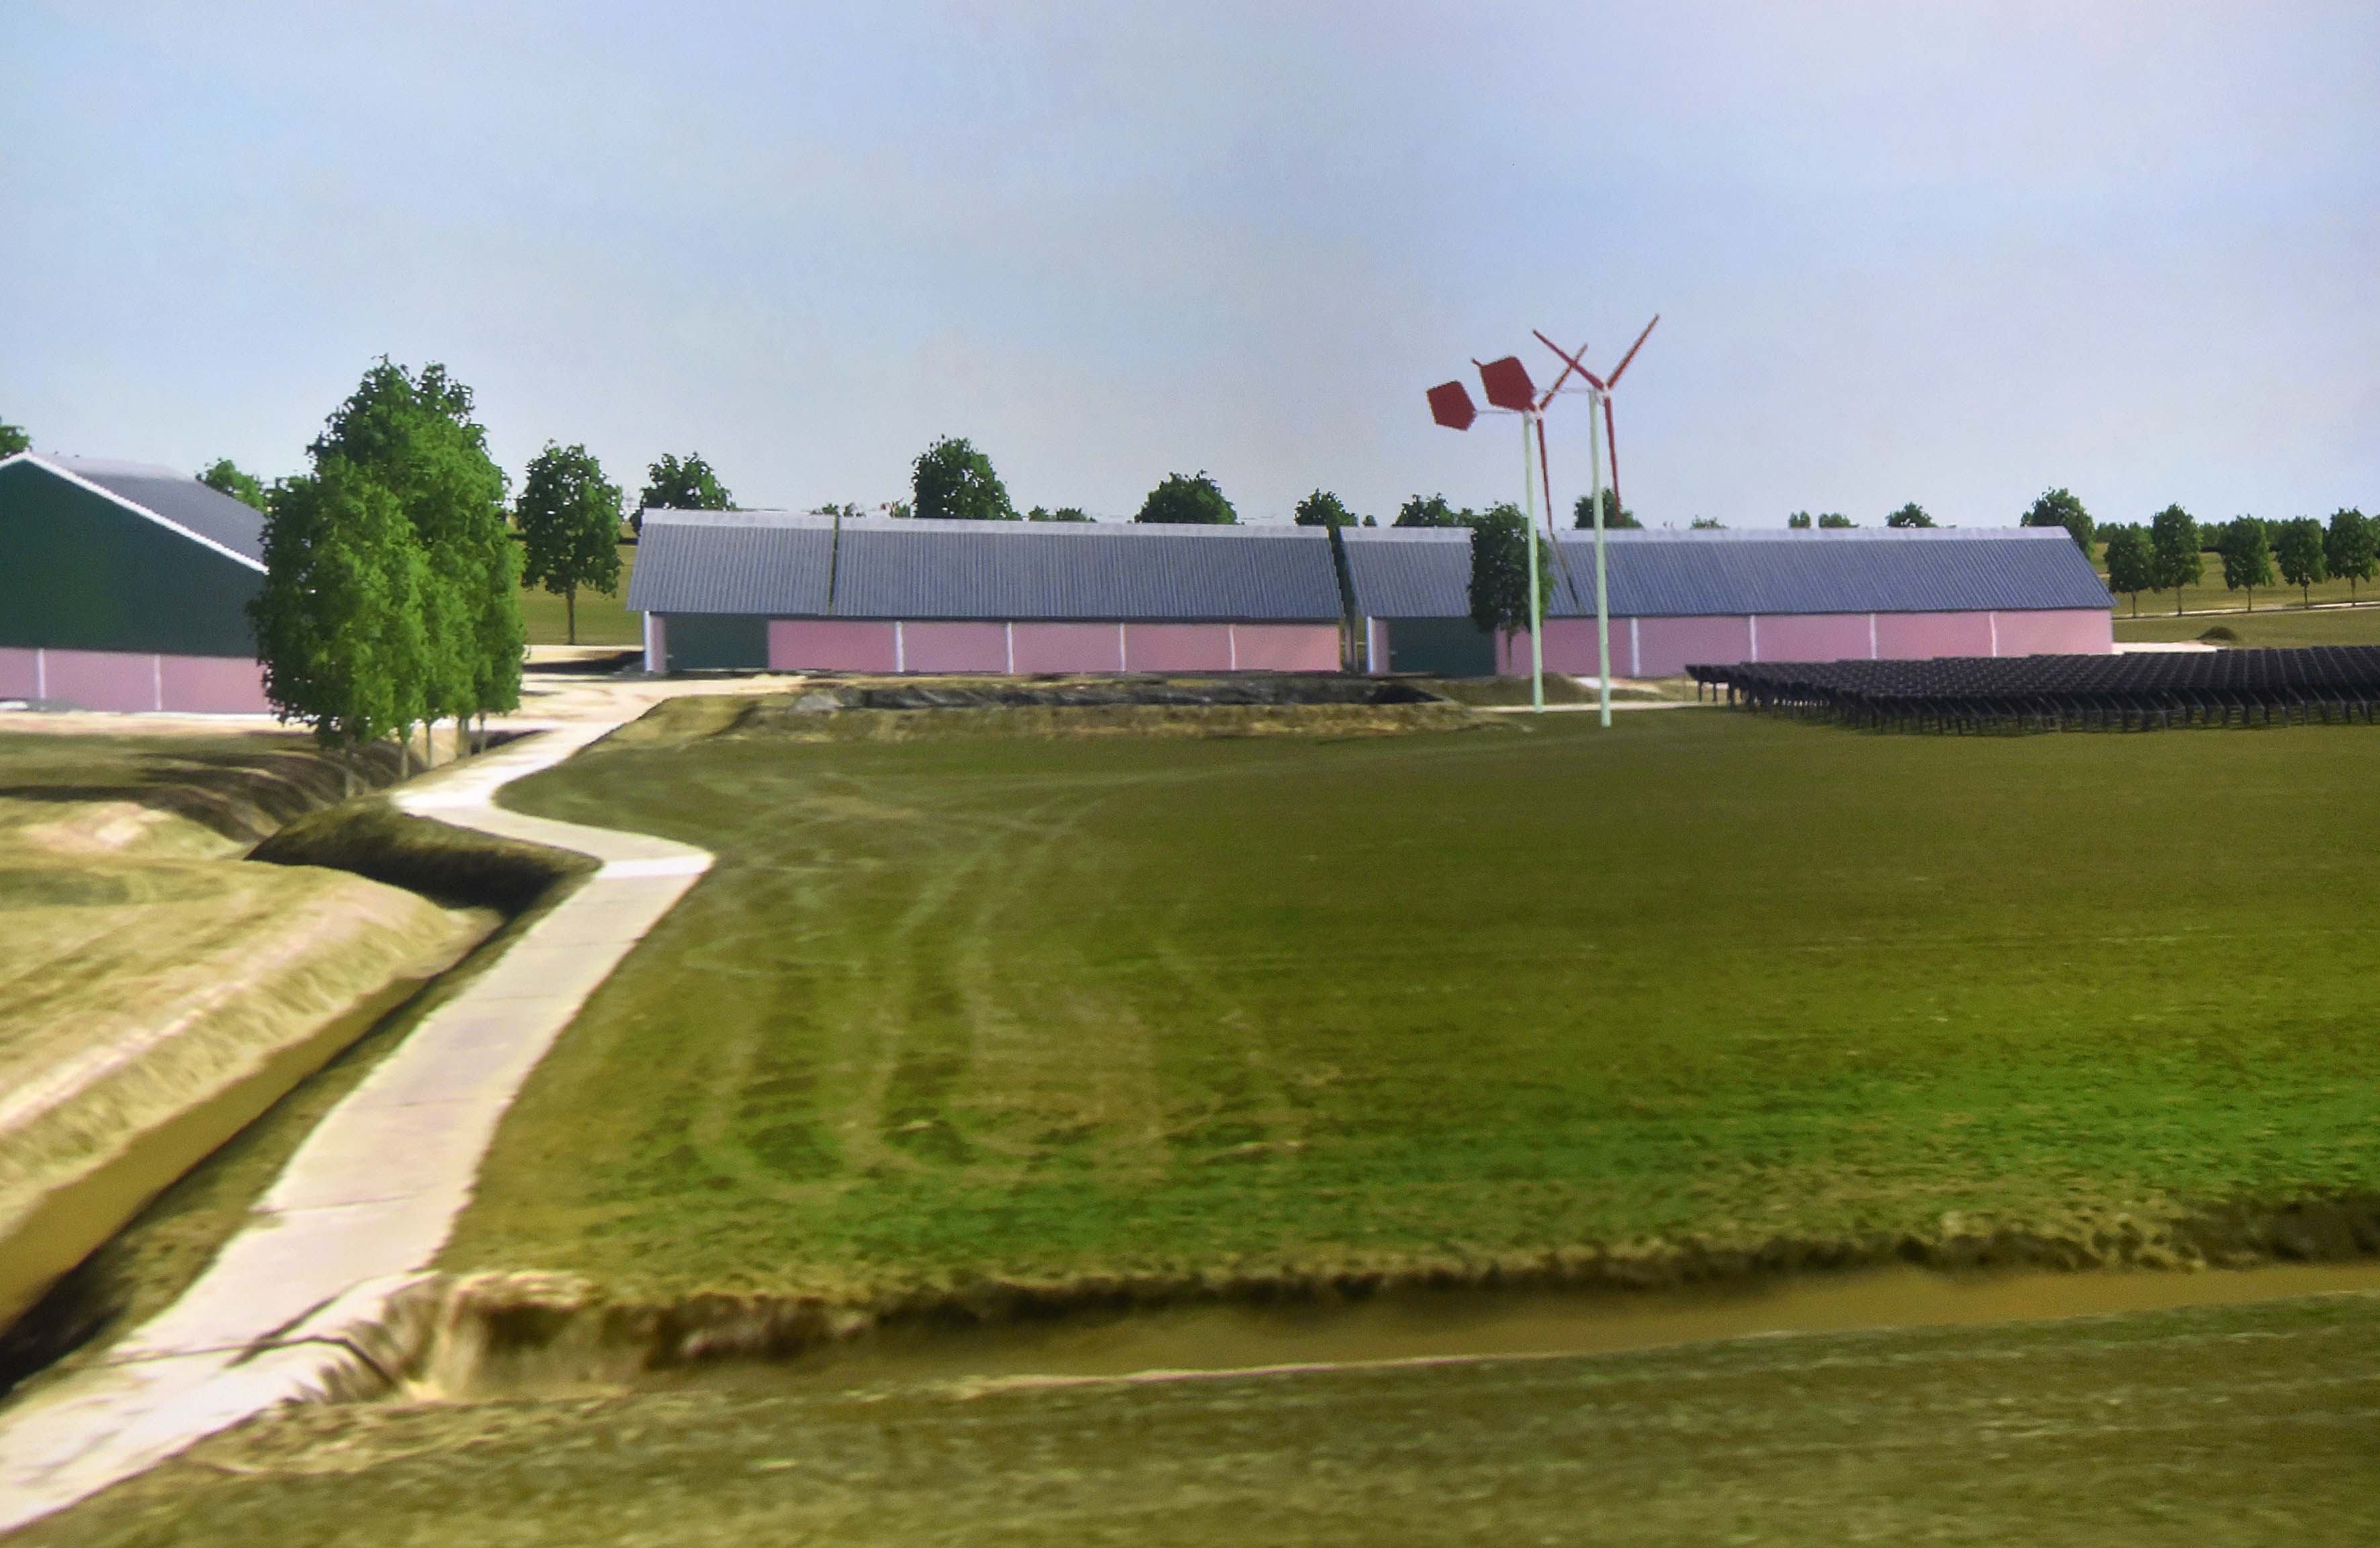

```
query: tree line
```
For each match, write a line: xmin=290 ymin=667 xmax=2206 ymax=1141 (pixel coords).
xmin=2101 ymin=506 xmax=2374 ymax=615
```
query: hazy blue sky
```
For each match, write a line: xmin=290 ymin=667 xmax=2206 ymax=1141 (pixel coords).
xmin=4 ymin=2 xmax=2374 ymax=527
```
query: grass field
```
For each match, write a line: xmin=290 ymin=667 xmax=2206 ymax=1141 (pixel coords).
xmin=24 ymin=1290 xmax=2380 ymax=1545
xmin=458 ymin=707 xmax=2380 ymax=1304
xmin=516 ymin=543 xmax=640 ymax=646
xmin=2114 ymin=606 xmax=2380 ymax=647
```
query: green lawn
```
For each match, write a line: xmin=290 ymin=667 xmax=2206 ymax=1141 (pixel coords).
xmin=517 ymin=543 xmax=640 ymax=645
xmin=2115 ymin=606 xmax=2380 ymax=647
xmin=25 ymin=1291 xmax=2380 ymax=1546
xmin=460 ymin=709 xmax=2380 ymax=1303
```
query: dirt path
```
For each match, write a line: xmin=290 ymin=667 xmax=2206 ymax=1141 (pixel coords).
xmin=0 ymin=721 xmax=712 ymax=1535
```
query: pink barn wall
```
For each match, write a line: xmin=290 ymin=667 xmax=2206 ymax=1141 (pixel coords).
xmin=0 ymin=647 xmax=37 ymax=699
xmin=1632 ymin=616 xmax=1756 ymax=676
xmin=1754 ymin=612 xmax=1874 ymax=664
xmin=159 ymin=655 xmax=270 ymax=714
xmin=1874 ymin=611 xmax=1994 ymax=659
xmin=1992 ymin=609 xmax=2113 ymax=655
xmin=1011 ymin=623 xmax=1126 ymax=674
xmin=1124 ymin=624 xmax=1233 ymax=672
xmin=1230 ymin=625 xmax=1339 ymax=672
xmin=901 ymin=622 xmax=1009 ymax=674
xmin=43 ymin=649 xmax=159 ymax=712
xmin=769 ymin=620 xmax=899 ymax=672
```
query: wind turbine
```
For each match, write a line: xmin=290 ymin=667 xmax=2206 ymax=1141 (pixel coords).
xmin=1428 ymin=352 xmax=1577 ymax=712
xmin=1533 ymin=316 xmax=1658 ymax=725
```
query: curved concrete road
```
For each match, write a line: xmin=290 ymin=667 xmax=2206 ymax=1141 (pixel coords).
xmin=0 ymin=720 xmax=710 ymax=1534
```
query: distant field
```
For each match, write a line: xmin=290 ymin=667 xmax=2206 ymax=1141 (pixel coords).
xmin=26 ymin=1292 xmax=2380 ymax=1546
xmin=463 ymin=708 xmax=2380 ymax=1302
xmin=516 ymin=543 xmax=639 ymax=646
xmin=2115 ymin=606 xmax=2380 ymax=648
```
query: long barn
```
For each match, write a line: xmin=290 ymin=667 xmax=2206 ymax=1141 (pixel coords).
xmin=1340 ymin=525 xmax=2115 ymax=677
xmin=0 ymin=453 xmax=272 ymax=713
xmin=629 ymin=511 xmax=1349 ymax=674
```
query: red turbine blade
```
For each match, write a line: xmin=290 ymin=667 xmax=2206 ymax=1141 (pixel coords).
xmin=1532 ymin=330 xmax=1604 ymax=397
xmin=1603 ymin=394 xmax=1623 ymax=522
xmin=1427 ymin=381 xmax=1477 ymax=431
xmin=1605 ymin=314 xmax=1660 ymax=388
xmin=1477 ymin=355 xmax=1538 ymax=412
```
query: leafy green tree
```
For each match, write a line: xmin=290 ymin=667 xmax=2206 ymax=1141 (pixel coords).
xmin=2325 ymin=508 xmax=2375 ymax=599
xmin=249 ymin=457 xmax=431 ymax=790
xmin=2148 ymin=505 xmax=2201 ymax=613
xmin=1395 ymin=494 xmax=1470 ymax=529
xmin=1294 ymin=490 xmax=1359 ymax=527
xmin=637 ymin=453 xmax=733 ymax=533
xmin=0 ymin=420 xmax=26 ymax=457
xmin=2275 ymin=516 xmax=2328 ymax=605
xmin=1787 ymin=511 xmax=1812 ymax=529
xmin=1136 ymin=471 xmax=1237 ymax=525
xmin=312 ymin=359 xmax=523 ymax=743
xmin=198 ymin=458 xmax=267 ymax=511
xmin=1689 ymin=517 xmax=1725 ymax=529
xmin=1025 ymin=505 xmax=1094 ymax=522
xmin=2103 ymin=526 xmax=2153 ymax=615
xmin=517 ymin=443 xmax=624 ymax=645
xmin=1818 ymin=512 xmax=1855 ymax=529
xmin=911 ymin=436 xmax=1016 ymax=522
xmin=1466 ymin=504 xmax=1536 ymax=649
xmin=2023 ymin=487 xmax=2094 ymax=553
xmin=1573 ymin=490 xmax=1640 ymax=529
xmin=2216 ymin=516 xmax=2272 ymax=607
xmin=1886 ymin=502 xmax=1935 ymax=529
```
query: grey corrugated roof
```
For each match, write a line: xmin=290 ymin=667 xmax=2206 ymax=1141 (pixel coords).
xmin=1338 ymin=527 xmax=1474 ymax=618
xmin=629 ymin=510 xmax=1344 ymax=621
xmin=1344 ymin=526 xmax=2112 ymax=619
xmin=39 ymin=456 xmax=268 ymax=568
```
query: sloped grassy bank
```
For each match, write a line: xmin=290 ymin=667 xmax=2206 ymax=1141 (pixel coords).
xmin=0 ymin=779 xmax=594 ymax=1397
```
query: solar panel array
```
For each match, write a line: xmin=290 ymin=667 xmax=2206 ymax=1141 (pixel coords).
xmin=1686 ymin=649 xmax=2380 ymax=733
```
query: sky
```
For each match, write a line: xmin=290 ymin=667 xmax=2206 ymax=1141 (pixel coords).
xmin=3 ymin=1 xmax=2375 ymax=529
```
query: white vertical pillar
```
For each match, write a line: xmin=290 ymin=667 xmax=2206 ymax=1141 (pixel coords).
xmin=152 ymin=655 xmax=163 ymax=712
xmin=1869 ymin=612 xmax=1878 ymax=659
xmin=1228 ymin=626 xmax=1238 ymax=670
xmin=1004 ymin=621 xmax=1015 ymax=675
xmin=1988 ymin=612 xmax=2000 ymax=657
xmin=1588 ymin=390 xmax=1611 ymax=727
xmin=643 ymin=612 xmax=663 ymax=674
xmin=1630 ymin=617 xmax=1642 ymax=678
xmin=1118 ymin=621 xmax=1128 ymax=671
xmin=894 ymin=620 xmax=907 ymax=673
xmin=34 ymin=648 xmax=44 ymax=700
xmin=1749 ymin=614 xmax=1760 ymax=662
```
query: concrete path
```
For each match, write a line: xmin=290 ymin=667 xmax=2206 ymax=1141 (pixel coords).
xmin=0 ymin=721 xmax=710 ymax=1535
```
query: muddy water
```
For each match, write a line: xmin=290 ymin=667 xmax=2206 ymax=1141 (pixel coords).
xmin=601 ymin=1259 xmax=2380 ymax=1398
xmin=0 ymin=923 xmax=494 ymax=1334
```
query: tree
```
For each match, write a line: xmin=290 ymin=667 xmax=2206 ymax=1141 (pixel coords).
xmin=911 ymin=436 xmax=1016 ymax=522
xmin=1466 ymin=504 xmax=1536 ymax=651
xmin=0 ymin=420 xmax=26 ymax=457
xmin=1137 ymin=471 xmax=1237 ymax=525
xmin=2023 ymin=487 xmax=2094 ymax=553
xmin=1573 ymin=490 xmax=1640 ymax=529
xmin=1689 ymin=517 xmax=1725 ymax=529
xmin=1395 ymin=494 xmax=1470 ymax=529
xmin=637 ymin=453 xmax=732 ymax=533
xmin=1294 ymin=490 xmax=1359 ymax=527
xmin=1886 ymin=502 xmax=1935 ymax=529
xmin=2275 ymin=516 xmax=2328 ymax=605
xmin=1026 ymin=505 xmax=1093 ymax=522
xmin=2215 ymin=516 xmax=2272 ymax=608
xmin=516 ymin=443 xmax=624 ymax=645
xmin=1818 ymin=512 xmax=1855 ymax=529
xmin=249 ymin=457 xmax=431 ymax=790
xmin=2325 ymin=508 xmax=2375 ymax=600
xmin=1787 ymin=511 xmax=1812 ymax=529
xmin=312 ymin=359 xmax=523 ymax=745
xmin=199 ymin=458 xmax=267 ymax=511
xmin=2148 ymin=505 xmax=2201 ymax=613
xmin=2103 ymin=525 xmax=2153 ymax=615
